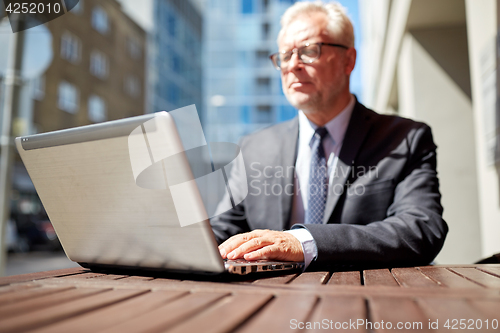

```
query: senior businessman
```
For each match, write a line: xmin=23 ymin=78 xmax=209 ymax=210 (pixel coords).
xmin=212 ymin=1 xmax=448 ymax=270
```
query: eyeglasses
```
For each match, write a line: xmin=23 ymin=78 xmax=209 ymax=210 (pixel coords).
xmin=269 ymin=42 xmax=348 ymax=70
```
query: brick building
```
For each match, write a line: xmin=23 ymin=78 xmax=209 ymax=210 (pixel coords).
xmin=32 ymin=0 xmax=146 ymax=133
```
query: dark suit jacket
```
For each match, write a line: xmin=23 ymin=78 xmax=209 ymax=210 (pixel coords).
xmin=211 ymin=101 xmax=448 ymax=269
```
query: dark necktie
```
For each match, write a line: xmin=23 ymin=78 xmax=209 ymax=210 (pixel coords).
xmin=305 ymin=127 xmax=329 ymax=224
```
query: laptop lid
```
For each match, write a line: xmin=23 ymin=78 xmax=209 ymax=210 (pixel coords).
xmin=16 ymin=112 xmax=225 ymax=273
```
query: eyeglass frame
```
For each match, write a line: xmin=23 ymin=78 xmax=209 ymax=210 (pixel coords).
xmin=269 ymin=42 xmax=349 ymax=70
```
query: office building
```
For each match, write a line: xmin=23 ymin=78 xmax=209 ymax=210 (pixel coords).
xmin=31 ymin=0 xmax=147 ymax=133
xmin=1 ymin=0 xmax=147 ymax=210
xmin=149 ymin=0 xmax=203 ymax=121
xmin=203 ymin=0 xmax=299 ymax=146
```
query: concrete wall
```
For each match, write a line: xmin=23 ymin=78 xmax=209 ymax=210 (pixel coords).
xmin=360 ymin=0 xmax=500 ymax=263
xmin=398 ymin=32 xmax=481 ymax=263
xmin=465 ymin=0 xmax=500 ymax=258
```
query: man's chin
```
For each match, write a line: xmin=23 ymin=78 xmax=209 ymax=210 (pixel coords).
xmin=286 ymin=94 xmax=318 ymax=112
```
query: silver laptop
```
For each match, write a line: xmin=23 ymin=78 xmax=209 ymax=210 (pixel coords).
xmin=16 ymin=111 xmax=304 ymax=275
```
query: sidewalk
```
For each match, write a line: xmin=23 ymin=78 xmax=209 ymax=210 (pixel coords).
xmin=6 ymin=251 xmax=80 ymax=276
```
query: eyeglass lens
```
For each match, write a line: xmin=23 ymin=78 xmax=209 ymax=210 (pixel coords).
xmin=279 ymin=44 xmax=321 ymax=67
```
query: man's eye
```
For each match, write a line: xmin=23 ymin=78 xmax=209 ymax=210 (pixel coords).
xmin=301 ymin=47 xmax=318 ymax=58
xmin=280 ymin=53 xmax=291 ymax=62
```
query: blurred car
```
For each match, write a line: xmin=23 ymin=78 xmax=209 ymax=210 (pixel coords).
xmin=11 ymin=214 xmax=62 ymax=252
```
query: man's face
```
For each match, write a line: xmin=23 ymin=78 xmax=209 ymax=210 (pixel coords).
xmin=279 ymin=12 xmax=355 ymax=113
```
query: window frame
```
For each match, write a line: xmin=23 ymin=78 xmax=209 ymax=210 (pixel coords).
xmin=90 ymin=50 xmax=109 ymax=79
xmin=58 ymin=81 xmax=79 ymax=114
xmin=87 ymin=94 xmax=107 ymax=123
xmin=91 ymin=6 xmax=109 ymax=34
xmin=60 ymin=31 xmax=81 ymax=64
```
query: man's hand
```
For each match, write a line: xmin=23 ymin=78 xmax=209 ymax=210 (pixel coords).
xmin=218 ymin=229 xmax=304 ymax=262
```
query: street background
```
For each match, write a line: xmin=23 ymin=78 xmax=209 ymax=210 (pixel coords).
xmin=6 ymin=251 xmax=79 ymax=276
xmin=1 ymin=0 xmax=500 ymax=276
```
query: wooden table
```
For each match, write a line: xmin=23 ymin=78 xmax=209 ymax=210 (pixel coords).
xmin=0 ymin=265 xmax=499 ymax=332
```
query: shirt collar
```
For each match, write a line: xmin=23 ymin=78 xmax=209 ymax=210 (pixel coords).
xmin=298 ymin=94 xmax=355 ymax=147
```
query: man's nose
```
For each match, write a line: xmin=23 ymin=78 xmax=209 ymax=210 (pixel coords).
xmin=287 ymin=52 xmax=301 ymax=71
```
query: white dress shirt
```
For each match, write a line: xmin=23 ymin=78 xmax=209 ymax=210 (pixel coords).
xmin=285 ymin=95 xmax=355 ymax=269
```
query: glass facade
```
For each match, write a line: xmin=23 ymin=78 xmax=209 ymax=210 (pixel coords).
xmin=149 ymin=0 xmax=203 ymax=122
xmin=203 ymin=0 xmax=299 ymax=146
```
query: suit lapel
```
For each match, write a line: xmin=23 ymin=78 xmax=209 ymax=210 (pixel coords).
xmin=279 ymin=118 xmax=299 ymax=229
xmin=322 ymin=102 xmax=375 ymax=223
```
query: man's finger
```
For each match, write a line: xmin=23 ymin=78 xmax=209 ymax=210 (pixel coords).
xmin=218 ymin=235 xmax=249 ymax=258
xmin=226 ymin=237 xmax=273 ymax=260
xmin=243 ymin=245 xmax=278 ymax=261
xmin=218 ymin=230 xmax=264 ymax=258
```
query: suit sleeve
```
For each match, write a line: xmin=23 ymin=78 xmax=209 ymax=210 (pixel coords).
xmin=300 ymin=124 xmax=448 ymax=268
xmin=210 ymin=138 xmax=251 ymax=244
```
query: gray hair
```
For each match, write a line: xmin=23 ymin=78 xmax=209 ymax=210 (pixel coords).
xmin=277 ymin=1 xmax=355 ymax=48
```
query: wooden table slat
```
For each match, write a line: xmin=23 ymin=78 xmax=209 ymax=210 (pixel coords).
xmin=369 ymin=296 xmax=430 ymax=332
xmin=418 ymin=298 xmax=490 ymax=324
xmin=0 ymin=283 xmax=41 ymax=294
xmin=469 ymin=299 xmax=500 ymax=320
xmin=0 ymin=268 xmax=86 ymax=286
xmin=236 ymin=294 xmax=317 ymax=333
xmin=0 ymin=287 xmax=106 ymax=319
xmin=448 ymin=268 xmax=500 ymax=289
xmin=305 ymin=296 xmax=367 ymax=333
xmin=56 ymin=272 xmax=107 ymax=280
xmin=0 ymin=288 xmax=146 ymax=333
xmin=290 ymin=272 xmax=330 ymax=285
xmin=80 ymin=274 xmax=128 ymax=281
xmin=0 ymin=265 xmax=499 ymax=332
xmin=30 ymin=290 xmax=188 ymax=333
xmin=0 ymin=286 xmax=75 ymax=306
xmin=114 ymin=276 xmax=155 ymax=282
xmin=476 ymin=266 xmax=500 ymax=278
xmin=391 ymin=267 xmax=440 ymax=288
xmin=146 ymin=277 xmax=185 ymax=285
xmin=417 ymin=267 xmax=484 ymax=289
xmin=363 ymin=269 xmax=399 ymax=287
xmin=98 ymin=292 xmax=228 ymax=333
xmin=327 ymin=271 xmax=361 ymax=285
xmin=252 ymin=273 xmax=299 ymax=285
xmin=168 ymin=293 xmax=273 ymax=333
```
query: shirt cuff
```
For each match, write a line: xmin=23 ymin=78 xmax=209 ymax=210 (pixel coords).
xmin=285 ymin=228 xmax=318 ymax=270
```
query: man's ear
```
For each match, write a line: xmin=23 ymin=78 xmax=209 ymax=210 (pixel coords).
xmin=344 ymin=47 xmax=356 ymax=75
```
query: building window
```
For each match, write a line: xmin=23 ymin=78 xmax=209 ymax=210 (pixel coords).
xmin=240 ymin=105 xmax=250 ymax=124
xmin=88 ymin=95 xmax=106 ymax=122
xmin=262 ymin=0 xmax=269 ymax=12
xmin=242 ymin=0 xmax=253 ymax=14
xmin=172 ymin=53 xmax=181 ymax=73
xmin=31 ymin=75 xmax=45 ymax=101
xmin=168 ymin=82 xmax=179 ymax=105
xmin=60 ymin=32 xmax=81 ymax=63
xmin=90 ymin=50 xmax=108 ymax=79
xmin=167 ymin=13 xmax=176 ymax=37
xmin=255 ymin=105 xmax=272 ymax=123
xmin=124 ymin=75 xmax=140 ymax=98
xmin=58 ymin=81 xmax=79 ymax=113
xmin=279 ymin=105 xmax=297 ymax=121
xmin=91 ymin=6 xmax=109 ymax=34
xmin=256 ymin=77 xmax=270 ymax=95
xmin=70 ymin=0 xmax=83 ymax=14
xmin=256 ymin=50 xmax=269 ymax=66
xmin=262 ymin=22 xmax=270 ymax=40
xmin=127 ymin=37 xmax=141 ymax=60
